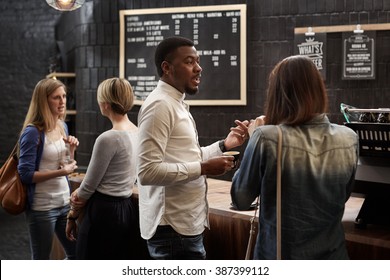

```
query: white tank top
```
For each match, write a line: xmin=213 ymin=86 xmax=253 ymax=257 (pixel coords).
xmin=33 ymin=137 xmax=70 ymax=211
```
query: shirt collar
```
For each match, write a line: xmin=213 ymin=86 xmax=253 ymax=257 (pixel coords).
xmin=307 ymin=114 xmax=330 ymax=124
xmin=158 ymin=80 xmax=186 ymax=102
xmin=158 ymin=80 xmax=188 ymax=109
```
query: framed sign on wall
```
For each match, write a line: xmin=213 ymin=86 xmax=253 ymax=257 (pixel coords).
xmin=294 ymin=27 xmax=327 ymax=80
xmin=119 ymin=4 xmax=247 ymax=106
xmin=294 ymin=27 xmax=326 ymax=80
xmin=342 ymin=30 xmax=376 ymax=80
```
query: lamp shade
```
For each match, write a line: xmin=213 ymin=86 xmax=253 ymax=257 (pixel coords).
xmin=46 ymin=0 xmax=85 ymax=11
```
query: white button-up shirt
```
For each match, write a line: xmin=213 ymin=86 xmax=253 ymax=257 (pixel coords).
xmin=137 ymin=80 xmax=222 ymax=239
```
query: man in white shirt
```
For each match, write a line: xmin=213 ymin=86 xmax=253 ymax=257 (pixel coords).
xmin=137 ymin=36 xmax=249 ymax=259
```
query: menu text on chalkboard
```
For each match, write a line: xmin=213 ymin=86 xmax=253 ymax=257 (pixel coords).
xmin=119 ymin=5 xmax=247 ymax=106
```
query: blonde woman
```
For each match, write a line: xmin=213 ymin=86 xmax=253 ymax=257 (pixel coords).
xmin=17 ymin=78 xmax=79 ymax=259
xmin=66 ymin=78 xmax=141 ymax=259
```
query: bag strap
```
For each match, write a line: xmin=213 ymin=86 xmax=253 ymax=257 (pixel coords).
xmin=276 ymin=125 xmax=283 ymax=260
xmin=12 ymin=143 xmax=19 ymax=162
xmin=11 ymin=143 xmax=18 ymax=157
xmin=245 ymin=196 xmax=259 ymax=260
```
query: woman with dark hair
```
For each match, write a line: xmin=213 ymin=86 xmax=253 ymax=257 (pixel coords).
xmin=65 ymin=78 xmax=141 ymax=259
xmin=18 ymin=78 xmax=79 ymax=259
xmin=231 ymin=55 xmax=359 ymax=259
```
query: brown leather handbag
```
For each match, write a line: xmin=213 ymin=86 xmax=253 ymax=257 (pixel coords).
xmin=0 ymin=144 xmax=27 ymax=215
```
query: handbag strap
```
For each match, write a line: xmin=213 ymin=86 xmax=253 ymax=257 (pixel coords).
xmin=245 ymin=196 xmax=259 ymax=260
xmin=7 ymin=143 xmax=19 ymax=163
xmin=276 ymin=125 xmax=283 ymax=260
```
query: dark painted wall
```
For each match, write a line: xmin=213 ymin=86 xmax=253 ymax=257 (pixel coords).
xmin=0 ymin=0 xmax=62 ymax=159
xmin=1 ymin=1 xmax=390 ymax=181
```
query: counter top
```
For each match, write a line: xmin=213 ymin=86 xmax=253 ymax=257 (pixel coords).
xmin=68 ymin=174 xmax=390 ymax=259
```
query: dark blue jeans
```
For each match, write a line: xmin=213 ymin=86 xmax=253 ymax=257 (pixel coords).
xmin=147 ymin=225 xmax=206 ymax=260
xmin=25 ymin=204 xmax=76 ymax=260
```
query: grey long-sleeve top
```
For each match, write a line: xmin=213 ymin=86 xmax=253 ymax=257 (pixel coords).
xmin=77 ymin=129 xmax=138 ymax=200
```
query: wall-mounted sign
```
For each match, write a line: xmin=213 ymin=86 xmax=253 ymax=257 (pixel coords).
xmin=119 ymin=4 xmax=247 ymax=106
xmin=342 ymin=31 xmax=376 ymax=80
xmin=294 ymin=32 xmax=327 ymax=80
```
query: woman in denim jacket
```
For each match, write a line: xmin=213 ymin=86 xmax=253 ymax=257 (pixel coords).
xmin=231 ymin=55 xmax=359 ymax=259
xmin=17 ymin=78 xmax=79 ymax=259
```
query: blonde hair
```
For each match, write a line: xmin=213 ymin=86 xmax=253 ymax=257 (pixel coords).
xmin=97 ymin=78 xmax=134 ymax=115
xmin=21 ymin=78 xmax=67 ymax=135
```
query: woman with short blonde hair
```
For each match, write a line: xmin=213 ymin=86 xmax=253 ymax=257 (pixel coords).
xmin=66 ymin=78 xmax=143 ymax=259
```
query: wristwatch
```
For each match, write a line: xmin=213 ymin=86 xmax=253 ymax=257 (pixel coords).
xmin=219 ymin=140 xmax=227 ymax=153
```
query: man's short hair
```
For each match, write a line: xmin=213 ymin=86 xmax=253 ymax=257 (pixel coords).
xmin=154 ymin=36 xmax=194 ymax=77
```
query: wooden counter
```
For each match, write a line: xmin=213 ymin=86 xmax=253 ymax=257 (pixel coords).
xmin=204 ymin=178 xmax=390 ymax=260
xmin=62 ymin=174 xmax=390 ymax=260
xmin=203 ymin=178 xmax=258 ymax=259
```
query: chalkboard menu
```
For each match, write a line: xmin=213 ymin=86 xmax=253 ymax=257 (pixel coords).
xmin=342 ymin=31 xmax=376 ymax=80
xmin=119 ymin=5 xmax=247 ymax=106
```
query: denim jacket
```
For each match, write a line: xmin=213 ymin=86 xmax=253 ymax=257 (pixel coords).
xmin=231 ymin=114 xmax=358 ymax=259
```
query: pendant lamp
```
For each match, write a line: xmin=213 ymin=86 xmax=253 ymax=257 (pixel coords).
xmin=46 ymin=0 xmax=85 ymax=11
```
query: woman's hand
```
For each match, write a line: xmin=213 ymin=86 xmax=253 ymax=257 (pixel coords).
xmin=248 ymin=115 xmax=266 ymax=137
xmin=63 ymin=135 xmax=79 ymax=158
xmin=70 ymin=190 xmax=87 ymax=210
xmin=61 ymin=160 xmax=78 ymax=175
xmin=66 ymin=218 xmax=78 ymax=241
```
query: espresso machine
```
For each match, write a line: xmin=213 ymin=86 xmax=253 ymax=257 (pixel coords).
xmin=341 ymin=103 xmax=390 ymax=228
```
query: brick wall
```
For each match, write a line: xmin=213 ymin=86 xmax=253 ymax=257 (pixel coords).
xmin=1 ymin=1 xmax=390 ymax=181
xmin=0 ymin=0 xmax=61 ymax=161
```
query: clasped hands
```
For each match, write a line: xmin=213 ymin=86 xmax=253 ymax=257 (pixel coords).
xmin=65 ymin=190 xmax=86 ymax=241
